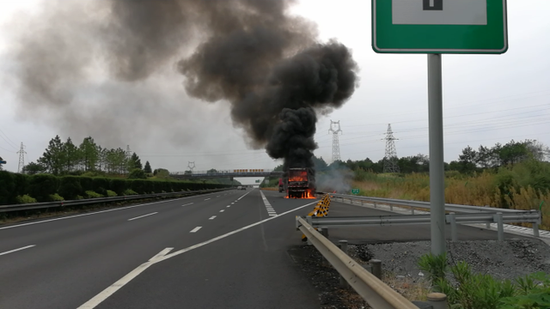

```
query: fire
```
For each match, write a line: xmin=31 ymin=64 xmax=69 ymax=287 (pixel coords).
xmin=285 ymin=189 xmax=316 ymax=199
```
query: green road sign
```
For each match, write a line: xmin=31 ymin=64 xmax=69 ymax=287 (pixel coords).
xmin=372 ymin=0 xmax=508 ymax=54
xmin=351 ymin=189 xmax=360 ymax=195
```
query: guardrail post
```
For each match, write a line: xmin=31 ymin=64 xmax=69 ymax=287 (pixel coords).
xmin=427 ymin=293 xmax=448 ymax=309
xmin=370 ymin=259 xmax=382 ymax=280
xmin=495 ymin=212 xmax=504 ymax=242
xmin=449 ymin=212 xmax=457 ymax=242
xmin=533 ymin=220 xmax=540 ymax=238
xmin=411 ymin=207 xmax=415 ymax=215
xmin=338 ymin=240 xmax=350 ymax=289
xmin=374 ymin=202 xmax=377 ymax=208
xmin=390 ymin=204 xmax=393 ymax=211
xmin=484 ymin=205 xmax=491 ymax=229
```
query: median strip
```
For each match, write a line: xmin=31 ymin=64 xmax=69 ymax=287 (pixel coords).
xmin=128 ymin=212 xmax=158 ymax=221
xmin=0 ymin=244 xmax=36 ymax=256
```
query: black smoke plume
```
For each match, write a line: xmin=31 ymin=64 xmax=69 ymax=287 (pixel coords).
xmin=7 ymin=0 xmax=358 ymax=171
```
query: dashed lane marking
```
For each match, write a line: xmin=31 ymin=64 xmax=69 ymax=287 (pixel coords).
xmin=190 ymin=226 xmax=202 ymax=233
xmin=79 ymin=201 xmax=316 ymax=308
xmin=128 ymin=212 xmax=158 ymax=221
xmin=182 ymin=203 xmax=194 ymax=207
xmin=209 ymin=216 xmax=216 ymax=220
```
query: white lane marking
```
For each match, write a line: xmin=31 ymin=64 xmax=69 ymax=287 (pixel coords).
xmin=216 ymin=196 xmax=220 ymax=197
xmin=209 ymin=216 xmax=216 ymax=220
xmin=0 ymin=245 xmax=36 ymax=256
xmin=127 ymin=212 xmax=158 ymax=221
xmin=0 ymin=194 xmax=215 ymax=231
xmin=204 ymin=198 xmax=211 ymax=201
xmin=231 ymin=202 xmax=235 ymax=205
xmin=159 ymin=201 xmax=316 ymax=262
xmin=219 ymin=209 xmax=225 ymax=213
xmin=260 ymin=191 xmax=277 ymax=217
xmin=190 ymin=226 xmax=202 ymax=233
xmin=77 ymin=248 xmax=173 ymax=309
xmin=226 ymin=205 xmax=230 ymax=208
xmin=182 ymin=203 xmax=194 ymax=207
xmin=80 ymin=201 xmax=316 ymax=308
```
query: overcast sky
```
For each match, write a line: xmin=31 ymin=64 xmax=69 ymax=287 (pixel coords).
xmin=0 ymin=0 xmax=549 ymax=182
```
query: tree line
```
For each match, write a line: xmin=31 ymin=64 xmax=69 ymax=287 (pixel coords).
xmin=314 ymin=139 xmax=549 ymax=174
xmin=22 ymin=135 xmax=156 ymax=177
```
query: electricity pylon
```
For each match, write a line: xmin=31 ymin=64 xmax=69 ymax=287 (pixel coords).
xmin=17 ymin=142 xmax=27 ymax=173
xmin=328 ymin=120 xmax=342 ymax=163
xmin=383 ymin=124 xmax=400 ymax=173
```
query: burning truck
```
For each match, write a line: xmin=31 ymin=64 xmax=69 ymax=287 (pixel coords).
xmin=279 ymin=167 xmax=315 ymax=199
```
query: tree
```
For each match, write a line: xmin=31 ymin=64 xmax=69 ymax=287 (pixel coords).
xmin=63 ymin=137 xmax=80 ymax=173
xmin=127 ymin=152 xmax=142 ymax=171
xmin=144 ymin=161 xmax=152 ymax=173
xmin=22 ymin=162 xmax=47 ymax=175
xmin=0 ymin=156 xmax=4 ymax=171
xmin=79 ymin=137 xmax=99 ymax=171
xmin=38 ymin=135 xmax=66 ymax=175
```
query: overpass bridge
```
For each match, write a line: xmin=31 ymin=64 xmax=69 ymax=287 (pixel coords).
xmin=171 ymin=169 xmax=283 ymax=180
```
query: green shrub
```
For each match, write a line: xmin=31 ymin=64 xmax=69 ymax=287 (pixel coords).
xmin=92 ymin=177 xmax=109 ymax=195
xmin=76 ymin=195 xmax=84 ymax=200
xmin=85 ymin=190 xmax=103 ymax=198
xmin=128 ymin=168 xmax=147 ymax=180
xmin=49 ymin=193 xmax=64 ymax=201
xmin=79 ymin=177 xmax=94 ymax=192
xmin=109 ymin=178 xmax=127 ymax=196
xmin=16 ymin=194 xmax=37 ymax=204
xmin=0 ymin=171 xmax=15 ymax=204
xmin=59 ymin=176 xmax=83 ymax=200
xmin=123 ymin=189 xmax=138 ymax=195
xmin=28 ymin=174 xmax=59 ymax=202
xmin=106 ymin=190 xmax=117 ymax=197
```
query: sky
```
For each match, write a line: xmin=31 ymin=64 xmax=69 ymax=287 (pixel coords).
xmin=0 ymin=0 xmax=549 ymax=183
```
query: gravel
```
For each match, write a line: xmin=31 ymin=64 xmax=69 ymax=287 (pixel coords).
xmin=291 ymin=237 xmax=550 ymax=308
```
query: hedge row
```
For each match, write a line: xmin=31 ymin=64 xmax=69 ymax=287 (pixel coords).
xmin=0 ymin=171 xmax=231 ymax=205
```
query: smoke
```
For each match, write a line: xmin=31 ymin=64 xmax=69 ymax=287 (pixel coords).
xmin=6 ymin=0 xmax=358 ymax=170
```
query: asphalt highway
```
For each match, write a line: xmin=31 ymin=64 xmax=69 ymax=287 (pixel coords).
xmin=0 ymin=189 xmax=507 ymax=308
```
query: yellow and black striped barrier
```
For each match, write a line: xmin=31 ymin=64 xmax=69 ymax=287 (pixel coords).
xmin=302 ymin=194 xmax=331 ymax=241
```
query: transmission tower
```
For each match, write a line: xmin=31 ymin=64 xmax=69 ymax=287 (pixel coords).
xmin=187 ymin=161 xmax=195 ymax=172
xmin=383 ymin=124 xmax=400 ymax=173
xmin=328 ymin=120 xmax=342 ymax=163
xmin=17 ymin=142 xmax=27 ymax=173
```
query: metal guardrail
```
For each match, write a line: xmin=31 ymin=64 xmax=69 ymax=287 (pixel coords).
xmin=302 ymin=210 xmax=542 ymax=241
xmin=0 ymin=189 xmax=229 ymax=213
xmin=296 ymin=216 xmax=419 ymax=309
xmin=326 ymin=193 xmax=525 ymax=214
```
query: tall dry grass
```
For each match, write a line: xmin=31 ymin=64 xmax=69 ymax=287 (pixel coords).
xmin=351 ymin=170 xmax=549 ymax=230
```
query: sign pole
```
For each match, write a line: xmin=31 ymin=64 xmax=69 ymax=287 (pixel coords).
xmin=427 ymin=53 xmax=446 ymax=255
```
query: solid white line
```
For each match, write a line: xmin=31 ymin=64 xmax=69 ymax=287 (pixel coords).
xmin=0 ymin=194 xmax=213 ymax=231
xmin=0 ymin=245 xmax=36 ymax=256
xmin=79 ymin=201 xmax=316 ymax=308
xmin=219 ymin=209 xmax=225 ymax=213
xmin=204 ymin=198 xmax=211 ymax=201
xmin=127 ymin=212 xmax=158 ymax=221
xmin=190 ymin=226 xmax=202 ymax=233
xmin=209 ymin=216 xmax=216 ymax=220
xmin=182 ymin=203 xmax=194 ymax=207
xmin=77 ymin=248 xmax=173 ymax=309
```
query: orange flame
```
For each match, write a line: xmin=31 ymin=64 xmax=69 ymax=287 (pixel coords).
xmin=285 ymin=189 xmax=316 ymax=199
